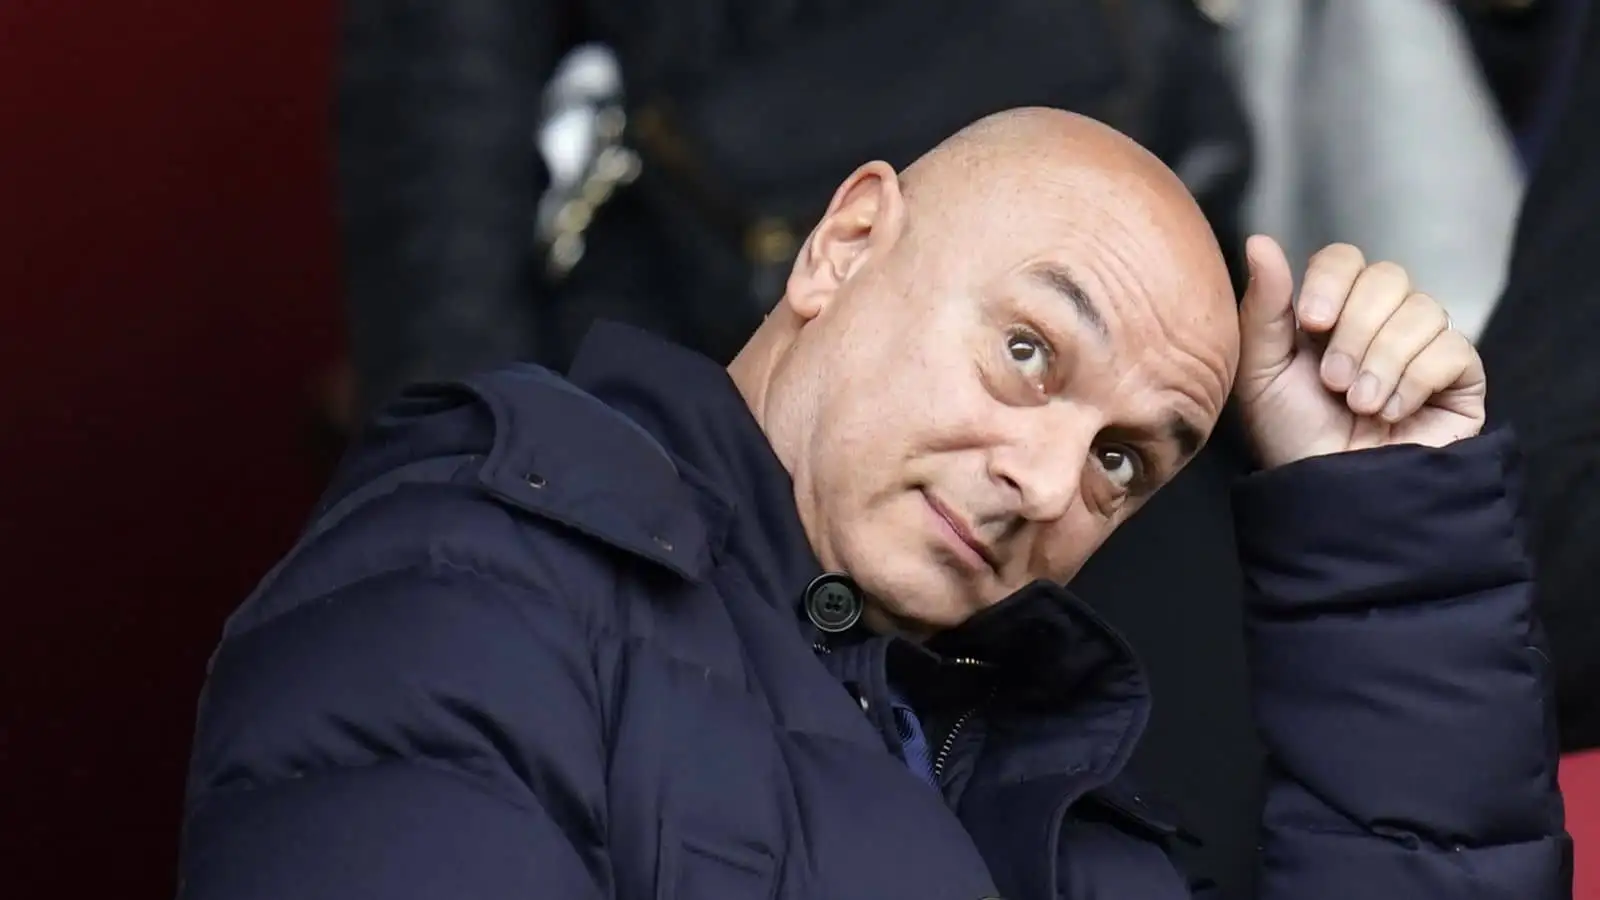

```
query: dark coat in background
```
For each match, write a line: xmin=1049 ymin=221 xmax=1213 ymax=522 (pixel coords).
xmin=1457 ymin=0 xmax=1588 ymax=166
xmin=336 ymin=0 xmax=1251 ymax=403
xmin=1478 ymin=0 xmax=1600 ymax=753
xmin=178 ymin=324 xmax=1569 ymax=900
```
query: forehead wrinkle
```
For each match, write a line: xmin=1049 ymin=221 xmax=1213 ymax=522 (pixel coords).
xmin=1061 ymin=207 xmax=1236 ymax=406
xmin=1135 ymin=308 xmax=1235 ymax=424
xmin=1025 ymin=262 xmax=1109 ymax=341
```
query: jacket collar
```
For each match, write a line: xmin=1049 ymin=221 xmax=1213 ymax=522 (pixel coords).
xmin=931 ymin=580 xmax=1150 ymax=784
xmin=566 ymin=321 xmax=824 ymax=605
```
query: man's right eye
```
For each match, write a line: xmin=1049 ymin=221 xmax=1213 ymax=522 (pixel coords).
xmin=1095 ymin=445 xmax=1143 ymax=491
xmin=1005 ymin=328 xmax=1053 ymax=385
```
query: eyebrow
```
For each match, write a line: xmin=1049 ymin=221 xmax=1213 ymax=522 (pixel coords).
xmin=1165 ymin=413 xmax=1205 ymax=460
xmin=1026 ymin=262 xmax=1109 ymax=340
xmin=1024 ymin=263 xmax=1206 ymax=462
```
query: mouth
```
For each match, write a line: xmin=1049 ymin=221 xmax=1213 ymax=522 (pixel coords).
xmin=922 ymin=491 xmax=1000 ymax=576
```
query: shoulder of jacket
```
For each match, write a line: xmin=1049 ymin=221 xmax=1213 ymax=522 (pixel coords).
xmin=305 ymin=364 xmax=717 ymax=587
xmin=425 ymin=363 xmax=716 ymax=582
xmin=220 ymin=365 xmax=715 ymax=651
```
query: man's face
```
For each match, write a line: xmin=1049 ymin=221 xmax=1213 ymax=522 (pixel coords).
xmin=767 ymin=163 xmax=1237 ymax=635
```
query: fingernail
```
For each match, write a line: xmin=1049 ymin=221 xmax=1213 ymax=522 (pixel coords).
xmin=1322 ymin=352 xmax=1356 ymax=389
xmin=1301 ymin=296 xmax=1333 ymax=325
xmin=1383 ymin=394 xmax=1403 ymax=421
xmin=1351 ymin=372 xmax=1381 ymax=410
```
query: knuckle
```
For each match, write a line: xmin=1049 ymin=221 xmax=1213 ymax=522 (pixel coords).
xmin=1338 ymin=291 xmax=1395 ymax=334
xmin=1364 ymin=260 xmax=1411 ymax=289
xmin=1311 ymin=242 xmax=1365 ymax=271
xmin=1416 ymin=346 xmax=1463 ymax=386
xmin=1396 ymin=293 xmax=1450 ymax=332
xmin=1401 ymin=291 xmax=1441 ymax=316
xmin=1431 ymin=330 xmax=1473 ymax=365
xmin=1394 ymin=375 xmax=1429 ymax=409
xmin=1358 ymin=340 xmax=1407 ymax=378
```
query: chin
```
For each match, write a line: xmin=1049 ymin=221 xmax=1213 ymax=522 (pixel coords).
xmin=847 ymin=550 xmax=978 ymax=634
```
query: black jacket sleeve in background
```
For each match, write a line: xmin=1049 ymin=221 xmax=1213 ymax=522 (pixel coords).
xmin=1476 ymin=0 xmax=1600 ymax=753
xmin=337 ymin=0 xmax=566 ymax=415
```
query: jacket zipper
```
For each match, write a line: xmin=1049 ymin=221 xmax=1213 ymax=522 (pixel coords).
xmin=931 ymin=657 xmax=993 ymax=782
xmin=814 ymin=641 xmax=992 ymax=783
xmin=932 ymin=705 xmax=978 ymax=781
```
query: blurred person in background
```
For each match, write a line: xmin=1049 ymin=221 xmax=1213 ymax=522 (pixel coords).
xmin=336 ymin=0 xmax=1251 ymax=409
xmin=1456 ymin=0 xmax=1589 ymax=169
xmin=1225 ymin=0 xmax=1525 ymax=343
xmin=1221 ymin=0 xmax=1588 ymax=348
xmin=334 ymin=3 xmax=1268 ymax=896
xmin=1478 ymin=0 xmax=1600 ymax=761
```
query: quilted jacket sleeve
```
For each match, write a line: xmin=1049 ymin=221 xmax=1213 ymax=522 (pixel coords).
xmin=1233 ymin=430 xmax=1571 ymax=900
xmin=177 ymin=504 xmax=611 ymax=899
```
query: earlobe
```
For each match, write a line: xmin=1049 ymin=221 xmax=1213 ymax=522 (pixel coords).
xmin=784 ymin=161 xmax=905 ymax=320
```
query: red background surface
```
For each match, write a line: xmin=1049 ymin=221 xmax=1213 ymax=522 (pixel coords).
xmin=0 ymin=1 xmax=342 ymax=895
xmin=0 ymin=2 xmax=1591 ymax=897
xmin=1568 ymin=751 xmax=1600 ymax=899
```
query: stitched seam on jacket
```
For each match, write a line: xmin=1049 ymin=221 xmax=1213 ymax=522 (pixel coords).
xmin=1245 ymin=576 xmax=1525 ymax=621
xmin=190 ymin=754 xmax=544 ymax=816
xmin=225 ymin=503 xmax=613 ymax=647
xmin=1267 ymin=822 xmax=1563 ymax=854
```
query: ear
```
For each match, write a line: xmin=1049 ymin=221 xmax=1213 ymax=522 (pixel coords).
xmin=784 ymin=161 xmax=906 ymax=320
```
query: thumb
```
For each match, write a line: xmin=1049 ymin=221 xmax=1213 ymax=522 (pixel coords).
xmin=1237 ymin=234 xmax=1297 ymax=378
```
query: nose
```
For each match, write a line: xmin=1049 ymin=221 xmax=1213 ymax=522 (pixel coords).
xmin=987 ymin=410 xmax=1093 ymax=523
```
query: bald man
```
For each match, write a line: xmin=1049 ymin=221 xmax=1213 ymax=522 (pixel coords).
xmin=180 ymin=109 xmax=1568 ymax=900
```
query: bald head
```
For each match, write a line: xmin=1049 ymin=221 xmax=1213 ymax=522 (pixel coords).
xmin=730 ymin=107 xmax=1242 ymax=635
xmin=905 ymin=107 xmax=1193 ymax=196
xmin=902 ymin=108 xmax=1232 ymax=301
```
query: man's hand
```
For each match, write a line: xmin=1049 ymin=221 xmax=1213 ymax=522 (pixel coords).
xmin=1234 ymin=235 xmax=1487 ymax=469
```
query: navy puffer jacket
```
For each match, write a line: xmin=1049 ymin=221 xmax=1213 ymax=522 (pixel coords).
xmin=179 ymin=324 xmax=1570 ymax=899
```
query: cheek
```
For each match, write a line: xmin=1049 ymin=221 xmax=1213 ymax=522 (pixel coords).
xmin=1034 ymin=513 xmax=1116 ymax=583
xmin=817 ymin=358 xmax=986 ymax=490
xmin=807 ymin=296 xmax=993 ymax=496
xmin=807 ymin=381 xmax=913 ymax=499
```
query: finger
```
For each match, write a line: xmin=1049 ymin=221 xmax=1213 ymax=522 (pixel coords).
xmin=1238 ymin=234 xmax=1297 ymax=376
xmin=1320 ymin=261 xmax=1412 ymax=392
xmin=1296 ymin=243 xmax=1367 ymax=333
xmin=1382 ymin=328 xmax=1483 ymax=422
xmin=1345 ymin=292 xmax=1450 ymax=416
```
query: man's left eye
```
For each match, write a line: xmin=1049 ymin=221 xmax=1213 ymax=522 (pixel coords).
xmin=1006 ymin=331 xmax=1051 ymax=383
xmin=1096 ymin=446 xmax=1141 ymax=490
